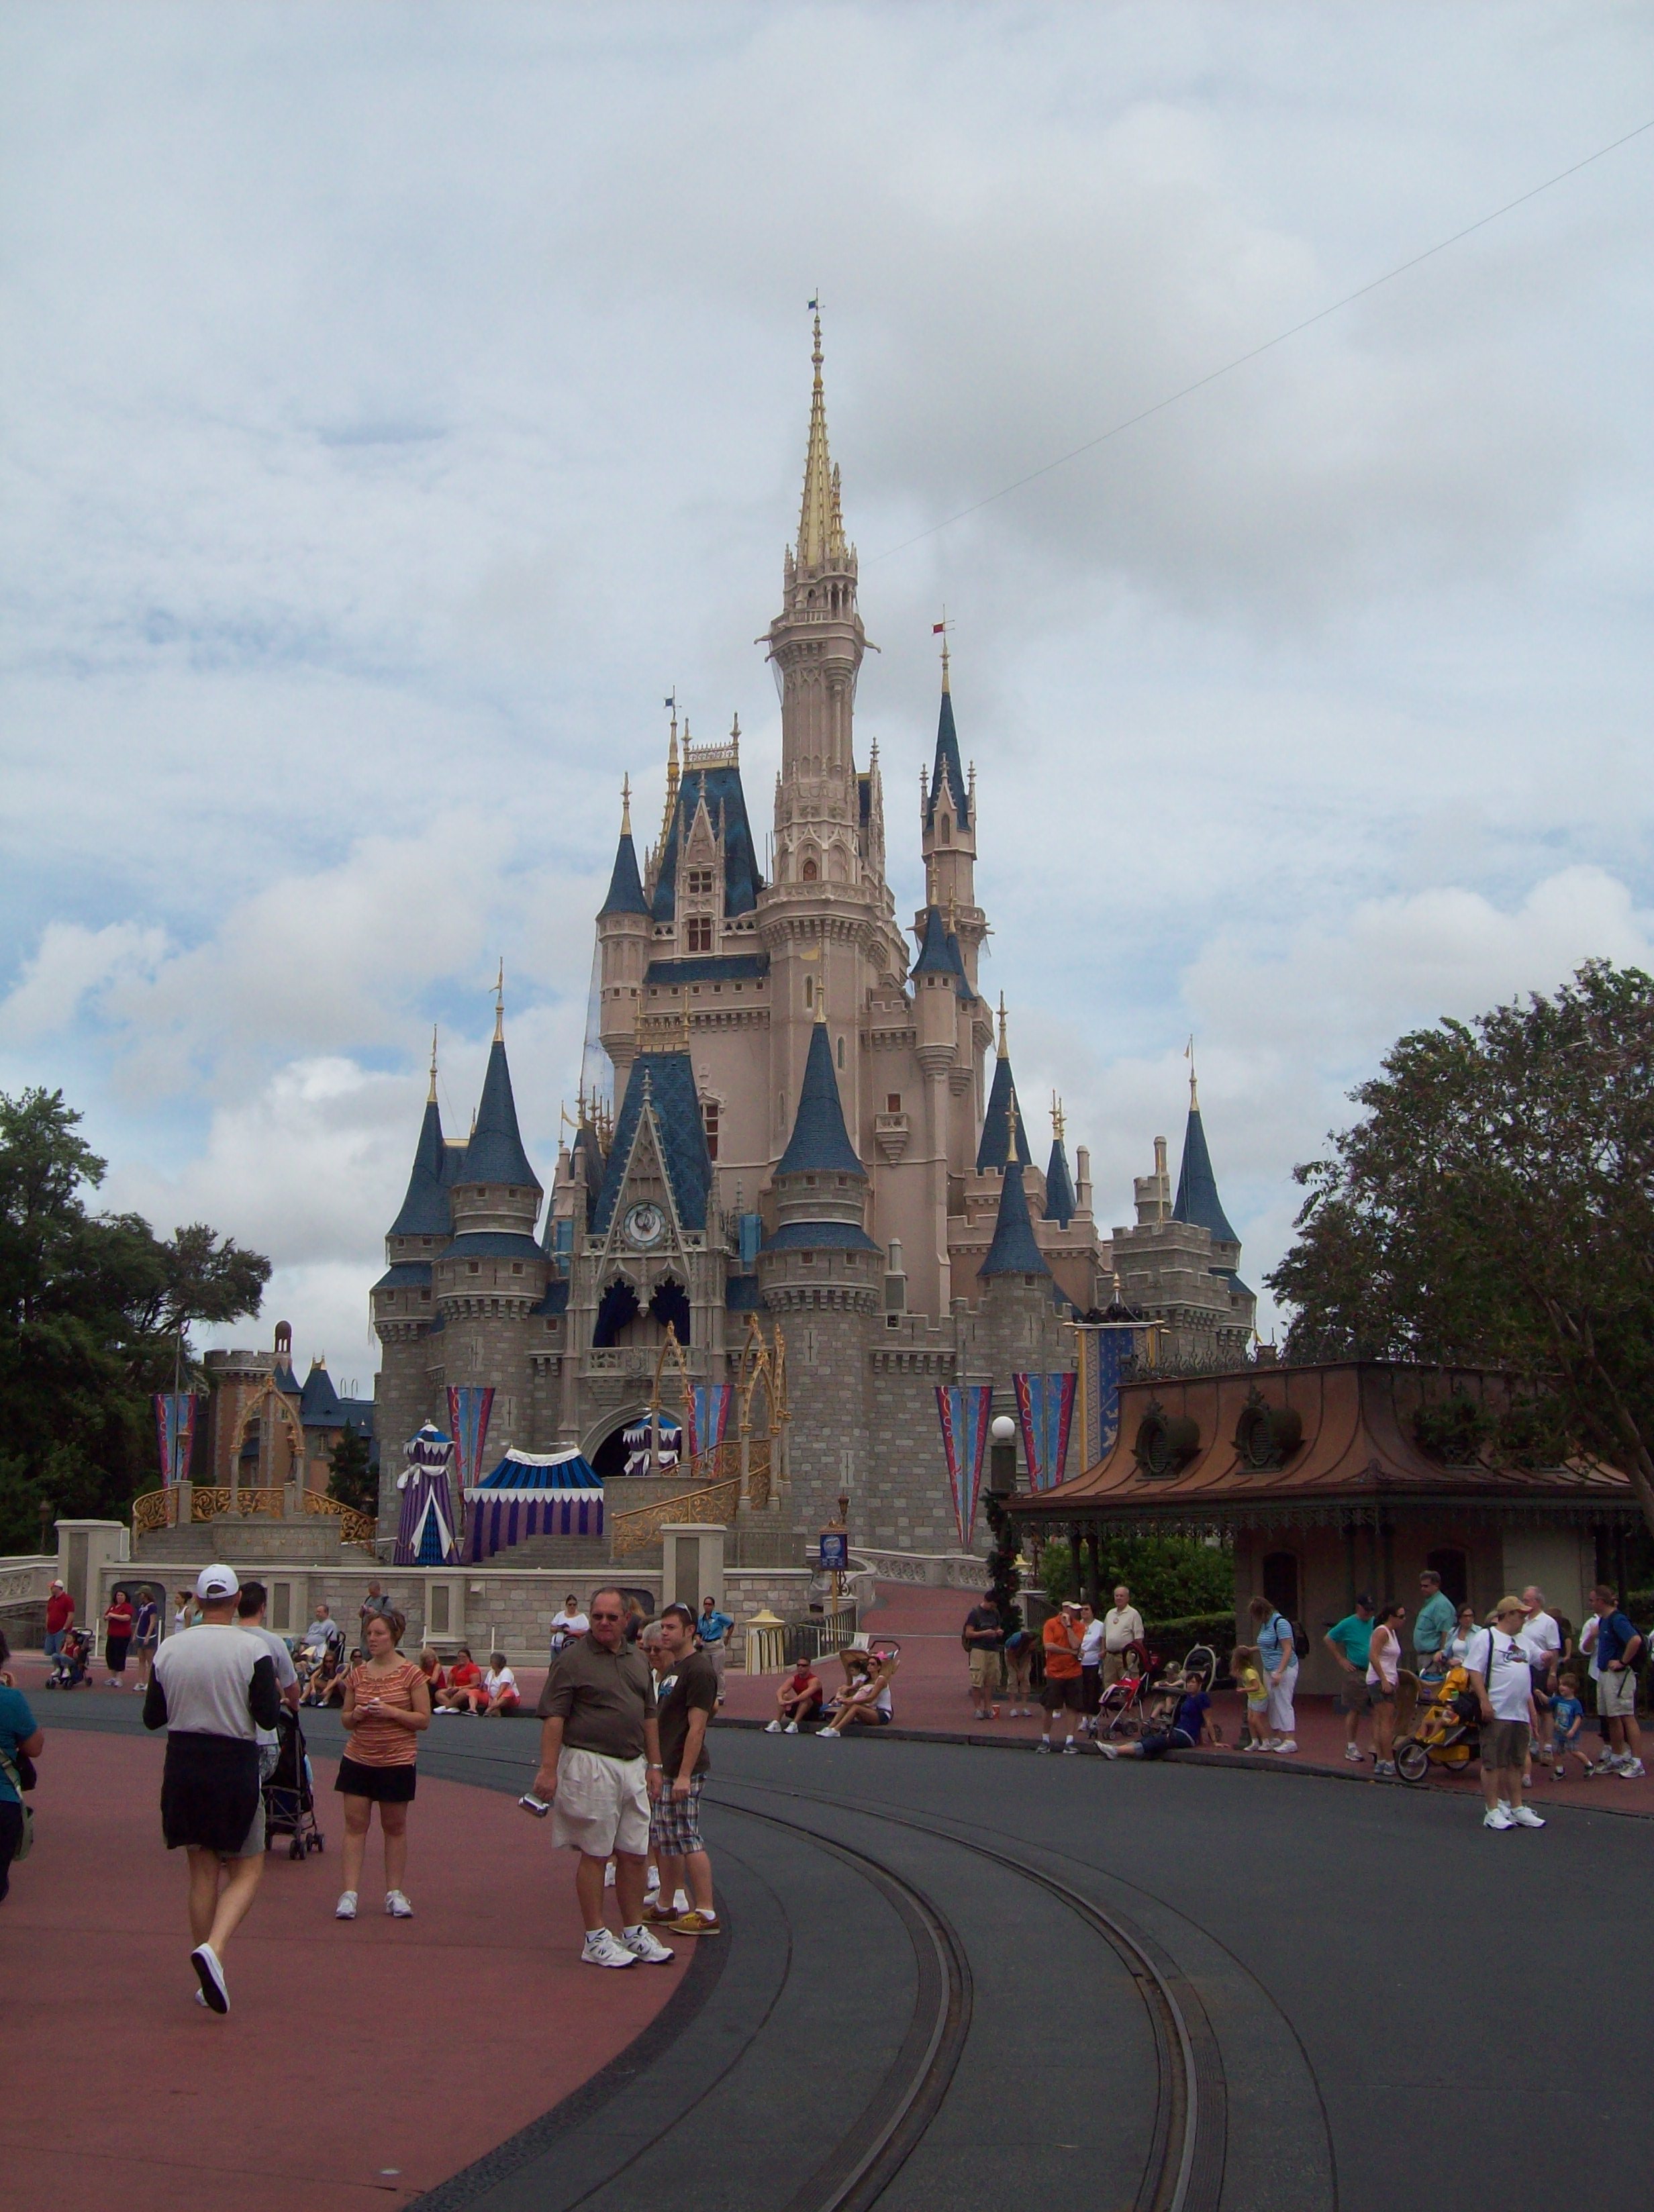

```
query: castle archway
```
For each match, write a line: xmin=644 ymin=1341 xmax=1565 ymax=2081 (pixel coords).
xmin=587 ymin=1407 xmax=683 ymax=1482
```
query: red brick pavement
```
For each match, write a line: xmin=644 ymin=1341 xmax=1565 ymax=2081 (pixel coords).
xmin=0 ymin=1727 xmax=689 ymax=2212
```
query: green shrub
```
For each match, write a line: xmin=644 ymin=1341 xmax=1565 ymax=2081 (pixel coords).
xmin=1038 ymin=1535 xmax=1234 ymax=1619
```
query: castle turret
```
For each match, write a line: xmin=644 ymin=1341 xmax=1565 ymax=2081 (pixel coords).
xmin=975 ymin=999 xmax=1033 ymax=1173
xmin=918 ymin=640 xmax=984 ymax=987
xmin=1044 ymin=1097 xmax=1077 ymax=1227
xmin=597 ymin=778 xmax=650 ymax=1083
xmin=1172 ymin=1064 xmax=1240 ymax=1270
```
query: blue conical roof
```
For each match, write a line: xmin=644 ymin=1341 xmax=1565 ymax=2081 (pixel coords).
xmin=599 ymin=830 xmax=649 ymax=918
xmin=981 ymin=1160 xmax=1051 ymax=1278
xmin=777 ymin=1021 xmax=866 ymax=1180
xmin=912 ymin=905 xmax=955 ymax=976
xmin=925 ymin=684 xmax=970 ymax=834
xmin=976 ymin=1054 xmax=1032 ymax=1173
xmin=389 ymin=1095 xmax=452 ymax=1238
xmin=1044 ymin=1138 xmax=1076 ymax=1227
xmin=1173 ymin=1099 xmax=1238 ymax=1246
xmin=591 ymin=1051 xmax=713 ymax=1234
xmin=300 ymin=1359 xmax=344 ymax=1426
xmin=460 ymin=1035 xmax=541 ymax=1191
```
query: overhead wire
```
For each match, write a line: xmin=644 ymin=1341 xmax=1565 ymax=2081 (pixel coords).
xmin=869 ymin=113 xmax=1654 ymax=564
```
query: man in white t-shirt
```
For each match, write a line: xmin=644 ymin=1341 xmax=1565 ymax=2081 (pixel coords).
xmin=236 ymin=1581 xmax=301 ymax=1780
xmin=1102 ymin=1586 xmax=1145 ymax=1689
xmin=1469 ymin=1595 xmax=1545 ymax=1831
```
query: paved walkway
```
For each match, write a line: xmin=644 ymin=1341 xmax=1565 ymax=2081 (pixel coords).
xmin=0 ymin=1725 xmax=688 ymax=2212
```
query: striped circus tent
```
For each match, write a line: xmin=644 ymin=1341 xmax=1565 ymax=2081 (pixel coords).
xmin=465 ymin=1447 xmax=605 ymax=1563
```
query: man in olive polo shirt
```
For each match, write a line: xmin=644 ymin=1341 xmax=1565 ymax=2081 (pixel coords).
xmin=533 ymin=1585 xmax=674 ymax=1969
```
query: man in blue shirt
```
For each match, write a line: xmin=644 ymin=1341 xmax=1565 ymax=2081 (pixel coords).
xmin=1413 ymin=1572 xmax=1458 ymax=1679
xmin=1588 ymin=1585 xmax=1645 ymax=1778
xmin=0 ymin=1663 xmax=43 ymax=1905
xmin=697 ymin=1597 xmax=735 ymax=1707
xmin=1324 ymin=1595 xmax=1376 ymax=1764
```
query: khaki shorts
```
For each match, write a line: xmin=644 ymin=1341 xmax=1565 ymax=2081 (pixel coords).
xmin=1597 ymin=1668 xmax=1637 ymax=1718
xmin=1484 ymin=1718 xmax=1530 ymax=1769
xmin=968 ymin=1649 xmax=1002 ymax=1691
xmin=1102 ymin=1650 xmax=1132 ymax=1687
xmin=549 ymin=1747 xmax=650 ymax=1860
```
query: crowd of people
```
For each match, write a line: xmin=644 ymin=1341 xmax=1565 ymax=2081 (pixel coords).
xmin=954 ymin=1570 xmax=1647 ymax=1828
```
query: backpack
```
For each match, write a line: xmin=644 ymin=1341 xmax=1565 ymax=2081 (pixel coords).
xmin=1271 ymin=1611 xmax=1310 ymax=1663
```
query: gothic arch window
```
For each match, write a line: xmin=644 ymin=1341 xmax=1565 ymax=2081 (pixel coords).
xmin=804 ymin=976 xmax=814 ymax=1011
xmin=701 ymin=1099 xmax=720 ymax=1161
xmin=836 ymin=1035 xmax=845 ymax=1069
xmin=938 ymin=813 xmax=951 ymax=844
xmin=802 ymin=856 xmax=819 ymax=882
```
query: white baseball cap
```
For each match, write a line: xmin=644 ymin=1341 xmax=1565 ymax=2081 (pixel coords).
xmin=195 ymin=1564 xmax=240 ymax=1601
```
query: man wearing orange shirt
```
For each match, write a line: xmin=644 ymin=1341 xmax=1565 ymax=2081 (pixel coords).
xmin=1038 ymin=1600 xmax=1086 ymax=1756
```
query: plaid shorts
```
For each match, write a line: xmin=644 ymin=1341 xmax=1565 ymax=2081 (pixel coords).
xmin=650 ymin=1774 xmax=706 ymax=1856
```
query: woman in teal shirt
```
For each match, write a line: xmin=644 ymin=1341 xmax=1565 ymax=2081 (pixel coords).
xmin=0 ymin=1631 xmax=43 ymax=1903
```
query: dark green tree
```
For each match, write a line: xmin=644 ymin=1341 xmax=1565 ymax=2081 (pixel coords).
xmin=1268 ymin=960 xmax=1654 ymax=1538
xmin=0 ymin=1088 xmax=270 ymax=1550
xmin=327 ymin=1425 xmax=376 ymax=1518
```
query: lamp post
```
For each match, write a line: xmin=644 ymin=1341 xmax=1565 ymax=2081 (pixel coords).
xmin=984 ymin=1415 xmax=1022 ymax=1634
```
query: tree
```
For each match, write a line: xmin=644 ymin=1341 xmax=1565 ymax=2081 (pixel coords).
xmin=327 ymin=1425 xmax=376 ymax=1519
xmin=1267 ymin=961 xmax=1654 ymax=1538
xmin=0 ymin=1088 xmax=271 ymax=1550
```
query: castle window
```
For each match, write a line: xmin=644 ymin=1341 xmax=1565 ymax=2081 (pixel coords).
xmin=802 ymin=857 xmax=818 ymax=882
xmin=421 ymin=1237 xmax=432 ymax=1249
xmin=420 ymin=1289 xmax=430 ymax=1301
xmin=804 ymin=976 xmax=814 ymax=1011
xmin=511 ymin=1262 xmax=523 ymax=1275
xmin=887 ymin=1093 xmax=901 ymax=1114
xmin=468 ymin=1261 xmax=481 ymax=1275
xmin=702 ymin=1102 xmax=720 ymax=1160
xmin=799 ymin=1252 xmax=814 ymax=1266
xmin=836 ymin=1036 xmax=844 ymax=1069
xmin=687 ymin=917 xmax=713 ymax=954
xmin=686 ymin=867 xmax=715 ymax=897
xmin=938 ymin=814 xmax=951 ymax=844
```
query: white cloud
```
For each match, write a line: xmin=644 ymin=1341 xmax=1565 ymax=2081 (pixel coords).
xmin=0 ymin=919 xmax=168 ymax=1044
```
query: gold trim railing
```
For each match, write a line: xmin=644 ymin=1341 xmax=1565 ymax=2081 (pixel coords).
xmin=612 ymin=1474 xmax=742 ymax=1558
xmin=745 ymin=1437 xmax=773 ymax=1511
xmin=303 ymin=1491 xmax=378 ymax=1546
xmin=132 ymin=1489 xmax=173 ymax=1536
xmin=129 ymin=1482 xmax=376 ymax=1549
xmin=191 ymin=1487 xmax=231 ymax=1521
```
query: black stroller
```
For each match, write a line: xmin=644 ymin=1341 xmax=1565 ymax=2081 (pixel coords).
xmin=262 ymin=1707 xmax=325 ymax=1860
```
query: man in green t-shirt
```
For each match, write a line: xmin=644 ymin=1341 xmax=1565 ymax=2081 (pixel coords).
xmin=1324 ymin=1596 xmax=1376 ymax=1764
xmin=1413 ymin=1572 xmax=1458 ymax=1677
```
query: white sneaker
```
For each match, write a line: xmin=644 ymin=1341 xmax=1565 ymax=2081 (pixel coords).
xmin=1062 ymin=1738 xmax=1078 ymax=1755
xmin=620 ymin=1923 xmax=675 ymax=1964
xmin=581 ymin=1929 xmax=636 ymax=1968
xmin=785 ymin=1721 xmax=799 ymax=1734
xmin=1344 ymin=1744 xmax=1364 ymax=1762
xmin=1617 ymin=1758 xmax=1645 ymax=1779
xmin=1273 ymin=1738 xmax=1298 ymax=1754
xmin=385 ymin=1890 xmax=414 ymax=1917
xmin=190 ymin=1943 xmax=229 ymax=2014
xmin=818 ymin=1725 xmax=840 ymax=1738
xmin=335 ymin=1891 xmax=358 ymax=1921
xmin=1507 ymin=1803 xmax=1545 ymax=1827
xmin=764 ymin=1719 xmax=783 ymax=1733
xmin=1483 ymin=1805 xmax=1514 ymax=1829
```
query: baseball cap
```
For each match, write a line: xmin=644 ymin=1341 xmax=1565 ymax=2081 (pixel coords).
xmin=195 ymin=1564 xmax=240 ymax=1601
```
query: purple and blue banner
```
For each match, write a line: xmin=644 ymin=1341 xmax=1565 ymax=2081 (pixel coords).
xmin=1013 ymin=1371 xmax=1077 ymax=1493
xmin=689 ymin=1383 xmax=734 ymax=1460
xmin=935 ymin=1383 xmax=993 ymax=1548
xmin=1073 ymin=1325 xmax=1145 ymax=1470
xmin=395 ymin=1423 xmax=458 ymax=1566
xmin=153 ymin=1392 xmax=201 ymax=1486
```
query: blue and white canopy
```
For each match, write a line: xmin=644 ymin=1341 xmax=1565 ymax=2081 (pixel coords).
xmin=465 ymin=1447 xmax=604 ymax=1560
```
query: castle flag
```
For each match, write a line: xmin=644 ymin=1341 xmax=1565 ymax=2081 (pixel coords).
xmin=153 ymin=1392 xmax=200 ymax=1486
xmin=1073 ymin=1325 xmax=1145 ymax=1469
xmin=1013 ymin=1372 xmax=1077 ymax=1493
xmin=689 ymin=1384 xmax=734 ymax=1460
xmin=934 ymin=1384 xmax=993 ymax=1548
xmin=446 ymin=1386 xmax=495 ymax=1529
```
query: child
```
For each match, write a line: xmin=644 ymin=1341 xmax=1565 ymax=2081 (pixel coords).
xmin=1549 ymin=1671 xmax=1593 ymax=1779
xmin=1002 ymin=1629 xmax=1035 ymax=1716
xmin=1230 ymin=1643 xmax=1272 ymax=1748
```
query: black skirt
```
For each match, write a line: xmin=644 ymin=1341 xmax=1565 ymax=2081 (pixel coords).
xmin=105 ymin=1636 xmax=130 ymax=1672
xmin=336 ymin=1756 xmax=417 ymax=1803
xmin=160 ymin=1734 xmax=260 ymax=1854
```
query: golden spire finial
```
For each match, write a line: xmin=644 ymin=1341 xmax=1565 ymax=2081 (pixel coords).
xmin=621 ymin=772 xmax=632 ymax=836
xmin=1052 ymin=1091 xmax=1065 ymax=1144
xmin=996 ymin=993 xmax=1008 ymax=1059
xmin=797 ymin=298 xmax=842 ymax=566
xmin=935 ymin=608 xmax=951 ymax=693
xmin=1186 ymin=1033 xmax=1199 ymax=1111
xmin=428 ymin=1025 xmax=439 ymax=1104
xmin=730 ymin=711 xmax=740 ymax=757
xmin=493 ymin=960 xmax=505 ymax=1041
xmin=814 ymin=968 xmax=827 ymax=1024
xmin=1006 ymin=1090 xmax=1020 ymax=1152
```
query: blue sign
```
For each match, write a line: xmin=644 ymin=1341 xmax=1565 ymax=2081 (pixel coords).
xmin=819 ymin=1529 xmax=849 ymax=1572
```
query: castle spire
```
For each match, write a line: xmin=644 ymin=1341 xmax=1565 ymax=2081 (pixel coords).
xmin=493 ymin=960 xmax=505 ymax=1042
xmin=621 ymin=772 xmax=632 ymax=835
xmin=977 ymin=1000 xmax=1032 ymax=1174
xmin=997 ymin=993 xmax=1008 ymax=1058
xmin=428 ymin=1025 xmax=438 ymax=1105
xmin=797 ymin=309 xmax=844 ymax=568
xmin=1172 ymin=1067 xmax=1238 ymax=1248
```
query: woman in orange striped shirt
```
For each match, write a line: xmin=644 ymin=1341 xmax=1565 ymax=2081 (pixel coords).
xmin=335 ymin=1609 xmax=430 ymax=1922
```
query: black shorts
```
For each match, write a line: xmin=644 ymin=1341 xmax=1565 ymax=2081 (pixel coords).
xmin=336 ymin=1756 xmax=418 ymax=1803
xmin=105 ymin=1636 xmax=130 ymax=1673
xmin=160 ymin=1734 xmax=260 ymax=1855
xmin=1138 ymin=1727 xmax=1195 ymax=1761
xmin=1042 ymin=1674 xmax=1084 ymax=1713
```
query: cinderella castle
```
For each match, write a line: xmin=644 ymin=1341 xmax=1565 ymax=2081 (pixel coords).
xmin=371 ymin=323 xmax=1255 ymax=1553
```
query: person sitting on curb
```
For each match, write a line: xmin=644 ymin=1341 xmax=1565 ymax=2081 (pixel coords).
xmin=819 ymin=1647 xmax=898 ymax=1736
xmin=766 ymin=1656 xmax=823 ymax=1733
xmin=481 ymin=1653 xmax=520 ymax=1716
xmin=436 ymin=1648 xmax=485 ymax=1713
xmin=1098 ymin=1668 xmax=1216 ymax=1761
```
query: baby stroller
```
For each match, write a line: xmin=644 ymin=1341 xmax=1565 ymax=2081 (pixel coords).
xmin=1093 ymin=1642 xmax=1155 ymax=1740
xmin=262 ymin=1707 xmax=325 ymax=1859
xmin=1394 ymin=1664 xmax=1479 ymax=1784
xmin=46 ymin=1627 xmax=95 ymax=1689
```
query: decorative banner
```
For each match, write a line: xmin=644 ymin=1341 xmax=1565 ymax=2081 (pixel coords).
xmin=1073 ymin=1325 xmax=1145 ymax=1470
xmin=446 ymin=1385 xmax=495 ymax=1522
xmin=934 ymin=1383 xmax=993 ymax=1548
xmin=465 ymin=1448 xmax=605 ymax=1562
xmin=153 ymin=1393 xmax=201 ymax=1486
xmin=395 ymin=1423 xmax=458 ymax=1567
xmin=1013 ymin=1371 xmax=1078 ymax=1493
xmin=689 ymin=1383 xmax=734 ymax=1460
xmin=622 ymin=1417 xmax=682 ymax=1476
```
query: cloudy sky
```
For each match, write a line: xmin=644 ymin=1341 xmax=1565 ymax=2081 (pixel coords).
xmin=3 ymin=2 xmax=1652 ymax=1387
